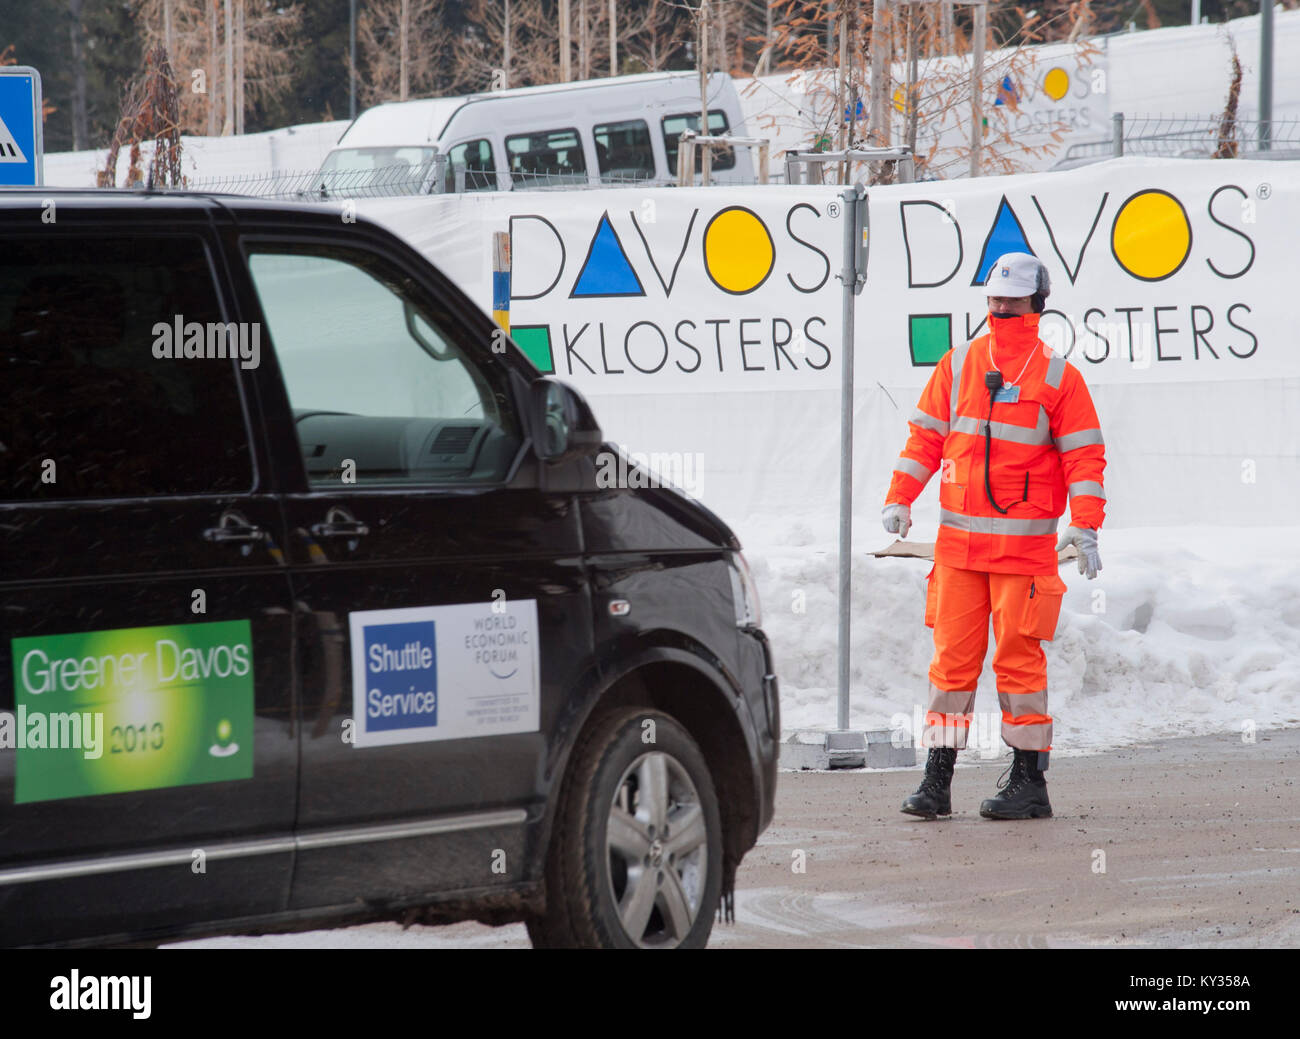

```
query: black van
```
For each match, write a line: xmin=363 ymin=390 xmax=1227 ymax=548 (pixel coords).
xmin=0 ymin=190 xmax=778 ymax=949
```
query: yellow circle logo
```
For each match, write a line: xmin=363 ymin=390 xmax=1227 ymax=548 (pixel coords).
xmin=1043 ymin=67 xmax=1069 ymax=102
xmin=703 ymin=206 xmax=776 ymax=295
xmin=1111 ymin=189 xmax=1192 ymax=281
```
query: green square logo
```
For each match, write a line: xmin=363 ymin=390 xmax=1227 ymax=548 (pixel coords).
xmin=510 ymin=325 xmax=555 ymax=374
xmin=909 ymin=314 xmax=952 ymax=366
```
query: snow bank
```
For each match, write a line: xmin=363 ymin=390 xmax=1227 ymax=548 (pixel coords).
xmin=744 ymin=514 xmax=1300 ymax=755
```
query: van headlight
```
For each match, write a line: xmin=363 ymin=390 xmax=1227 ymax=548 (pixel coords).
xmin=728 ymin=552 xmax=762 ymax=629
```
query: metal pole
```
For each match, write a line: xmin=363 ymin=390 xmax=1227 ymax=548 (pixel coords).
xmin=349 ymin=0 xmax=357 ymax=118
xmin=1112 ymin=111 xmax=1124 ymax=157
xmin=905 ymin=2 xmax=918 ymax=157
xmin=1260 ymin=0 xmax=1273 ymax=152
xmin=970 ymin=1 xmax=985 ymax=177
xmin=699 ymin=1 xmax=711 ymax=186
xmin=1191 ymin=0 xmax=1201 ymax=25
xmin=836 ymin=184 xmax=862 ymax=732
xmin=609 ymin=0 xmax=617 ymax=75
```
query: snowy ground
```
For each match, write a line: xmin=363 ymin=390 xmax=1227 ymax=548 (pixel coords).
xmin=736 ymin=519 xmax=1300 ymax=757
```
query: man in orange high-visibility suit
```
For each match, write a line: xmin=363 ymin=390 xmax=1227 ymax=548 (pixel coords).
xmin=883 ymin=252 xmax=1105 ymax=820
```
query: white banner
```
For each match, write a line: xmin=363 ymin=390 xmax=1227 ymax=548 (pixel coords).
xmin=360 ymin=158 xmax=1299 ymax=528
xmin=503 ymin=187 xmax=844 ymax=393
xmin=870 ymin=157 xmax=1285 ymax=386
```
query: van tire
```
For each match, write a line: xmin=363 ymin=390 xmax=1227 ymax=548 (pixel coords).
xmin=527 ymin=707 xmax=722 ymax=949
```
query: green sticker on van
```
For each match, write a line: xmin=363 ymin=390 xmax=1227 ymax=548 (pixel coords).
xmin=8 ymin=620 xmax=254 ymax=804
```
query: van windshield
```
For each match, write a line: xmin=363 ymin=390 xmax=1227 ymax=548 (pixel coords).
xmin=317 ymin=147 xmax=437 ymax=195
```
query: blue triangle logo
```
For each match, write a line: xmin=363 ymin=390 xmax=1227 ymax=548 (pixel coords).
xmin=972 ymin=197 xmax=1035 ymax=286
xmin=571 ymin=212 xmax=645 ymax=297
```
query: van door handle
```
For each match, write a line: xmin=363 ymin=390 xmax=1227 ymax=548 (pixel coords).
xmin=310 ymin=506 xmax=370 ymax=539
xmin=203 ymin=510 xmax=267 ymax=544
xmin=311 ymin=519 xmax=370 ymax=538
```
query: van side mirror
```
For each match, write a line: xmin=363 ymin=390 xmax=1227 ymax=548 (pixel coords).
xmin=530 ymin=377 xmax=603 ymax=464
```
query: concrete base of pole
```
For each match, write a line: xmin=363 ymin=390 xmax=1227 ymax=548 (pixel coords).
xmin=779 ymin=729 xmax=916 ymax=771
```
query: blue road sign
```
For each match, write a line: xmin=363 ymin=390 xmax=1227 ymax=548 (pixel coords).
xmin=0 ymin=67 xmax=44 ymax=187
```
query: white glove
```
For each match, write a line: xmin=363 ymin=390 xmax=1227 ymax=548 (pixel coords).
xmin=882 ymin=504 xmax=912 ymax=538
xmin=1056 ymin=526 xmax=1102 ymax=579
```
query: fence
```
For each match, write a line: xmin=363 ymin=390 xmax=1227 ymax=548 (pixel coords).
xmin=179 ymin=161 xmax=692 ymax=199
xmin=1056 ymin=113 xmax=1300 ymax=168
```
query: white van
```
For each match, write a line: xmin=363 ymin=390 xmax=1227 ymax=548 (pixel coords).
xmin=316 ymin=71 xmax=754 ymax=193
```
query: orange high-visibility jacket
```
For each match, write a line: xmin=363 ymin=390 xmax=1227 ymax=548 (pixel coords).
xmin=886 ymin=312 xmax=1106 ymax=575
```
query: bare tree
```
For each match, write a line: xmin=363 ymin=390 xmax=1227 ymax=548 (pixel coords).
xmin=98 ymin=43 xmax=185 ymax=187
xmin=132 ymin=0 xmax=302 ymax=136
xmin=621 ymin=1 xmax=691 ymax=74
xmin=68 ymin=0 xmax=90 ymax=149
xmin=1213 ymin=33 xmax=1242 ymax=159
xmin=454 ymin=0 xmax=563 ymax=92
xmin=354 ymin=0 xmax=445 ymax=104
xmin=753 ymin=0 xmax=1101 ymax=181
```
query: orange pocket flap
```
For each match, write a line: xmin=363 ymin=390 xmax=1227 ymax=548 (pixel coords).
xmin=1020 ymin=572 xmax=1066 ymax=641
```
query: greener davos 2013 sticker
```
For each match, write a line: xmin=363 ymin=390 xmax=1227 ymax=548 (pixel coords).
xmin=7 ymin=620 xmax=254 ymax=804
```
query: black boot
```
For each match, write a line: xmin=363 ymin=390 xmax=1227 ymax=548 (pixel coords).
xmin=901 ymin=747 xmax=957 ymax=819
xmin=979 ymin=749 xmax=1052 ymax=819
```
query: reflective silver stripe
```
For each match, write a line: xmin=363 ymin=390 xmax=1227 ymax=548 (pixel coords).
xmin=939 ymin=508 xmax=1059 ymax=536
xmin=0 ymin=809 xmax=528 ymax=887
xmin=927 ymin=684 xmax=976 ymax=715
xmin=910 ymin=407 xmax=949 ymax=436
xmin=1002 ymin=718 xmax=1053 ymax=750
xmin=997 ymin=689 xmax=1049 ymax=718
xmin=894 ymin=455 xmax=934 ymax=482
xmin=949 ymin=341 xmax=971 ymax=426
xmin=1068 ymin=480 xmax=1106 ymax=500
xmin=1045 ymin=353 xmax=1066 ymax=389
xmin=1055 ymin=428 xmax=1104 ymax=452
xmin=951 ymin=406 xmax=1052 ymax=446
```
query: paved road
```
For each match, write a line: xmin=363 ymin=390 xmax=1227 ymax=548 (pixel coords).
xmin=173 ymin=729 xmax=1300 ymax=948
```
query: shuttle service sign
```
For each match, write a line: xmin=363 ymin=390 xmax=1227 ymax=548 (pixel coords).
xmin=349 ymin=600 xmax=540 ymax=747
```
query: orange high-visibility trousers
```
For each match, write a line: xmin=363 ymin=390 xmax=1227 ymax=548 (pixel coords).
xmin=922 ymin=563 xmax=1066 ymax=753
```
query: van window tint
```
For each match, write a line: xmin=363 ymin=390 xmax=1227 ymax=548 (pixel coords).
xmin=662 ymin=110 xmax=735 ymax=172
xmin=0 ymin=235 xmax=252 ymax=501
xmin=593 ymin=119 xmax=655 ymax=182
xmin=505 ymin=128 xmax=587 ymax=188
xmin=246 ymin=245 xmax=521 ymax=487
xmin=445 ymin=139 xmax=497 ymax=192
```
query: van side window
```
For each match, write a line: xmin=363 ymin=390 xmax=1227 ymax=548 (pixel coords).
xmin=444 ymin=138 xmax=497 ymax=192
xmin=245 ymin=245 xmax=522 ymax=487
xmin=0 ymin=235 xmax=252 ymax=501
xmin=593 ymin=119 xmax=655 ymax=182
xmin=662 ymin=110 xmax=735 ymax=172
xmin=505 ymin=128 xmax=587 ymax=188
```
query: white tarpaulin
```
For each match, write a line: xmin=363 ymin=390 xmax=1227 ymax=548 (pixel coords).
xmin=359 ymin=156 xmax=1298 ymax=532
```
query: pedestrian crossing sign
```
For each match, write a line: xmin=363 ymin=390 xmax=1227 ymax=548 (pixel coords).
xmin=0 ymin=67 xmax=43 ymax=187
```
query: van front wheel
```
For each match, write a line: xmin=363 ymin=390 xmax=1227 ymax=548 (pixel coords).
xmin=528 ymin=708 xmax=723 ymax=949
